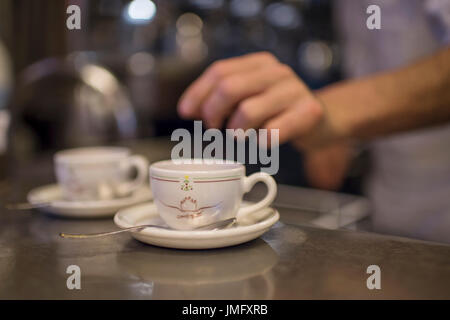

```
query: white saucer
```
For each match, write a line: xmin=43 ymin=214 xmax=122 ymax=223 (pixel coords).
xmin=114 ymin=201 xmax=280 ymax=249
xmin=27 ymin=184 xmax=153 ymax=218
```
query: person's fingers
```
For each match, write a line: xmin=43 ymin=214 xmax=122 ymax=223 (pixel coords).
xmin=226 ymin=78 xmax=309 ymax=130
xmin=201 ymin=63 xmax=294 ymax=128
xmin=263 ymin=95 xmax=324 ymax=146
xmin=177 ymin=52 xmax=278 ymax=119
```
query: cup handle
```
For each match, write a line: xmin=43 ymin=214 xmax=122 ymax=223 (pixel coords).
xmin=237 ymin=172 xmax=277 ymax=222
xmin=117 ymin=155 xmax=149 ymax=196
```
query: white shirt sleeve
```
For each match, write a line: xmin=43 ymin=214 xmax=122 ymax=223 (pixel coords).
xmin=425 ymin=0 xmax=450 ymax=44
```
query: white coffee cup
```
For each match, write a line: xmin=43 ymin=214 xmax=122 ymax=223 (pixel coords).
xmin=55 ymin=147 xmax=149 ymax=201
xmin=150 ymin=159 xmax=277 ymax=230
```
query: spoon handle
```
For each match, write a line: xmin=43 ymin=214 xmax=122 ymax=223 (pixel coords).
xmin=59 ymin=225 xmax=169 ymax=239
xmin=59 ymin=218 xmax=237 ymax=239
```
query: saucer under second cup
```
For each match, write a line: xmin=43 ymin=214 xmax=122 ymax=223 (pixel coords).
xmin=27 ymin=184 xmax=153 ymax=218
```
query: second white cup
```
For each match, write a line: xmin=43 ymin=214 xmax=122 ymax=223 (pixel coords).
xmin=55 ymin=147 xmax=149 ymax=201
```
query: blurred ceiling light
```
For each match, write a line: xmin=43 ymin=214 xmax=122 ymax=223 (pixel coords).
xmin=298 ymin=41 xmax=333 ymax=77
xmin=127 ymin=52 xmax=155 ymax=76
xmin=80 ymin=65 xmax=119 ymax=95
xmin=176 ymin=13 xmax=203 ymax=37
xmin=189 ymin=0 xmax=224 ymax=10
xmin=265 ymin=3 xmax=301 ymax=29
xmin=230 ymin=0 xmax=262 ymax=18
xmin=124 ymin=0 xmax=156 ymax=24
xmin=180 ymin=38 xmax=208 ymax=63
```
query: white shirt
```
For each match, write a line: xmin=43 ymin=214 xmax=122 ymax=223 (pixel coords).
xmin=335 ymin=0 xmax=450 ymax=243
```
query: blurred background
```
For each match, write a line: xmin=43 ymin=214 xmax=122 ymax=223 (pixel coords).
xmin=0 ymin=0 xmax=364 ymax=193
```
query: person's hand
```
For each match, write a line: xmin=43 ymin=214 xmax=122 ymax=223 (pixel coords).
xmin=177 ymin=52 xmax=335 ymax=149
xmin=178 ymin=52 xmax=352 ymax=188
xmin=303 ymin=142 xmax=353 ymax=190
xmin=297 ymin=85 xmax=355 ymax=190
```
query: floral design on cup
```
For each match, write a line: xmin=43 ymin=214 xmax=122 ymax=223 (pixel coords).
xmin=161 ymin=196 xmax=222 ymax=219
xmin=180 ymin=175 xmax=193 ymax=191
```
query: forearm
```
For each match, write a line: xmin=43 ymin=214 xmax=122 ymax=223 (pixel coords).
xmin=317 ymin=47 xmax=450 ymax=143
